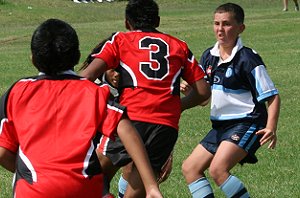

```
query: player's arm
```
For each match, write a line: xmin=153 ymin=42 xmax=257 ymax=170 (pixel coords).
xmin=256 ymin=94 xmax=281 ymax=149
xmin=79 ymin=58 xmax=107 ymax=82
xmin=0 ymin=147 xmax=16 ymax=172
xmin=181 ymin=78 xmax=211 ymax=112
xmin=116 ymin=116 xmax=163 ymax=198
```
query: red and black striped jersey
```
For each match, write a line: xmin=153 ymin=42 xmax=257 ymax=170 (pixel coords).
xmin=0 ymin=72 xmax=125 ymax=197
xmin=93 ymin=30 xmax=205 ymax=129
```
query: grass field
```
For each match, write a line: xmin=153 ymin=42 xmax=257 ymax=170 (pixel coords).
xmin=0 ymin=0 xmax=300 ymax=197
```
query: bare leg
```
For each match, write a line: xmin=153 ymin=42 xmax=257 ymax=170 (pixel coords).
xmin=209 ymin=141 xmax=247 ymax=186
xmin=97 ymin=152 xmax=120 ymax=196
xmin=182 ymin=144 xmax=213 ymax=184
xmin=123 ymin=163 xmax=147 ymax=197
xmin=283 ymin=0 xmax=288 ymax=11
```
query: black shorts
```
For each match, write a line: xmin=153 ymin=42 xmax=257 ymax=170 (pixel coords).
xmin=99 ymin=121 xmax=178 ymax=171
xmin=200 ymin=120 xmax=263 ymax=164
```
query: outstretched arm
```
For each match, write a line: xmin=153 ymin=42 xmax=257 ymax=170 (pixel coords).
xmin=79 ymin=58 xmax=107 ymax=81
xmin=117 ymin=117 xmax=163 ymax=198
xmin=0 ymin=147 xmax=16 ymax=172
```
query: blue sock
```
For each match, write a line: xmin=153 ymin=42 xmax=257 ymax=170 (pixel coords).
xmin=118 ymin=175 xmax=128 ymax=198
xmin=220 ymin=175 xmax=250 ymax=198
xmin=188 ymin=177 xmax=214 ymax=198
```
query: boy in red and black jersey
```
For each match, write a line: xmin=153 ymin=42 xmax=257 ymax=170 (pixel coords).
xmin=80 ymin=0 xmax=211 ymax=197
xmin=0 ymin=18 xmax=162 ymax=198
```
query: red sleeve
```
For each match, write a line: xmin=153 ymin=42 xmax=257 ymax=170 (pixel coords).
xmin=182 ymin=48 xmax=205 ymax=85
xmin=98 ymin=101 xmax=126 ymax=141
xmin=0 ymin=119 xmax=18 ymax=153
xmin=0 ymin=89 xmax=19 ymax=153
xmin=93 ymin=32 xmax=120 ymax=70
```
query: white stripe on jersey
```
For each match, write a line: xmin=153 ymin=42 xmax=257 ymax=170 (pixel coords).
xmin=120 ymin=61 xmax=138 ymax=87
xmin=170 ymin=69 xmax=181 ymax=93
xmin=19 ymin=147 xmax=37 ymax=182
xmin=251 ymin=65 xmax=278 ymax=102
xmin=210 ymin=85 xmax=254 ymax=120
xmin=0 ymin=118 xmax=8 ymax=135
xmin=107 ymin=103 xmax=124 ymax=114
xmin=82 ymin=140 xmax=95 ymax=178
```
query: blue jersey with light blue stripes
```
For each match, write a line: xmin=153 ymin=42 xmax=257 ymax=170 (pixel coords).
xmin=199 ymin=38 xmax=278 ymax=124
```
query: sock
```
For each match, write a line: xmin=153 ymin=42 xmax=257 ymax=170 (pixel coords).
xmin=220 ymin=175 xmax=250 ymax=198
xmin=118 ymin=175 xmax=128 ymax=198
xmin=188 ymin=177 xmax=214 ymax=198
xmin=102 ymin=175 xmax=110 ymax=196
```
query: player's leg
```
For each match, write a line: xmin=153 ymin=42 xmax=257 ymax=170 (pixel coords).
xmin=97 ymin=153 xmax=119 ymax=197
xmin=119 ymin=122 xmax=178 ymax=197
xmin=98 ymin=135 xmax=131 ymax=198
xmin=117 ymin=163 xmax=132 ymax=198
xmin=293 ymin=0 xmax=299 ymax=10
xmin=209 ymin=121 xmax=262 ymax=198
xmin=182 ymin=144 xmax=214 ymax=198
xmin=209 ymin=141 xmax=249 ymax=197
xmin=122 ymin=163 xmax=146 ymax=197
xmin=283 ymin=0 xmax=288 ymax=11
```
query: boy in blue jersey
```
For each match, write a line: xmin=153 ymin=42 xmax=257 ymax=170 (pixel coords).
xmin=181 ymin=3 xmax=280 ymax=198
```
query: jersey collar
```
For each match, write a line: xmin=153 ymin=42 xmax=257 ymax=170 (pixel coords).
xmin=210 ymin=37 xmax=244 ymax=65
xmin=38 ymin=69 xmax=78 ymax=76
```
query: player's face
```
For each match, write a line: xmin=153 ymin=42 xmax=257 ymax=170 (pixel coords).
xmin=105 ymin=69 xmax=120 ymax=88
xmin=213 ymin=12 xmax=245 ymax=49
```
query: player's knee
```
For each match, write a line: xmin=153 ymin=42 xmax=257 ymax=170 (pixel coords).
xmin=181 ymin=159 xmax=193 ymax=178
xmin=208 ymin=165 xmax=226 ymax=184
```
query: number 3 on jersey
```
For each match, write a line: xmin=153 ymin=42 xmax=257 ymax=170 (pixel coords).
xmin=139 ymin=37 xmax=170 ymax=80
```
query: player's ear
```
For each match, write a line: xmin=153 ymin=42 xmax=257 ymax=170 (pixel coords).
xmin=154 ymin=16 xmax=160 ymax=28
xmin=239 ymin=24 xmax=245 ymax=34
xmin=125 ymin=19 xmax=133 ymax=30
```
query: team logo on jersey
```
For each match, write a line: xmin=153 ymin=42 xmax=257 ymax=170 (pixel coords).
xmin=213 ymin=75 xmax=220 ymax=83
xmin=231 ymin=134 xmax=240 ymax=141
xmin=225 ymin=67 xmax=233 ymax=78
xmin=206 ymin=65 xmax=212 ymax=77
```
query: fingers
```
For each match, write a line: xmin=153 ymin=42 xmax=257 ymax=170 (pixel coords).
xmin=256 ymin=129 xmax=277 ymax=149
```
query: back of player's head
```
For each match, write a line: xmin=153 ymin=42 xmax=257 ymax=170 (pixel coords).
xmin=31 ymin=19 xmax=80 ymax=75
xmin=215 ymin=3 xmax=244 ymax=24
xmin=125 ymin=0 xmax=159 ymax=29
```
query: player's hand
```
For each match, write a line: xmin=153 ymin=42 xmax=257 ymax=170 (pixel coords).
xmin=146 ymin=187 xmax=163 ymax=198
xmin=180 ymin=80 xmax=192 ymax=96
xmin=256 ymin=128 xmax=277 ymax=149
xmin=157 ymin=153 xmax=173 ymax=184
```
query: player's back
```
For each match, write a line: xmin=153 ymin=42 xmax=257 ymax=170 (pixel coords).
xmin=96 ymin=30 xmax=202 ymax=129
xmin=3 ymin=75 xmax=110 ymax=197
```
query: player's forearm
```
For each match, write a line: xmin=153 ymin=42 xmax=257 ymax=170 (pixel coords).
xmin=266 ymin=94 xmax=281 ymax=132
xmin=0 ymin=147 xmax=16 ymax=172
xmin=79 ymin=58 xmax=107 ymax=81
xmin=181 ymin=79 xmax=211 ymax=111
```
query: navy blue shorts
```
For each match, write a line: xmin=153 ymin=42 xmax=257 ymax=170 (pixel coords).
xmin=102 ymin=121 xmax=178 ymax=171
xmin=200 ymin=120 xmax=263 ymax=164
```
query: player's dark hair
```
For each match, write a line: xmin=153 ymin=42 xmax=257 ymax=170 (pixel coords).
xmin=125 ymin=0 xmax=159 ymax=29
xmin=215 ymin=3 xmax=244 ymax=24
xmin=31 ymin=19 xmax=80 ymax=75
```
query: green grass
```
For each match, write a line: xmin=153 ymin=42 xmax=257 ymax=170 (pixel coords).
xmin=0 ymin=0 xmax=299 ymax=197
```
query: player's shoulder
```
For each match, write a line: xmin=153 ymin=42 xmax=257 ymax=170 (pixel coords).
xmin=238 ymin=46 xmax=264 ymax=63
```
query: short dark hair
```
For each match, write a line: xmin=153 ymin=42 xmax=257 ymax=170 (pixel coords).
xmin=31 ymin=19 xmax=80 ymax=75
xmin=125 ymin=0 xmax=159 ymax=29
xmin=214 ymin=3 xmax=244 ymax=24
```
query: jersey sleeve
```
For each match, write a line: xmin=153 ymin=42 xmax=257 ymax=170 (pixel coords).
xmin=98 ymin=100 xmax=126 ymax=141
xmin=242 ymin=50 xmax=279 ymax=103
xmin=92 ymin=32 xmax=120 ymax=70
xmin=0 ymin=87 xmax=19 ymax=153
xmin=182 ymin=48 xmax=205 ymax=85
